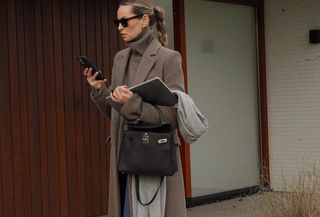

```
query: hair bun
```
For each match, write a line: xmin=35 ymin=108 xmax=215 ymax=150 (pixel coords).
xmin=154 ymin=6 xmax=164 ymax=21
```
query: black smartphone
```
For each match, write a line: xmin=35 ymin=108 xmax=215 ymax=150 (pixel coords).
xmin=77 ymin=56 xmax=105 ymax=80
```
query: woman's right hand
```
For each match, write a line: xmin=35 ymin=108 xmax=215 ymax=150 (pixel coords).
xmin=83 ymin=68 xmax=107 ymax=90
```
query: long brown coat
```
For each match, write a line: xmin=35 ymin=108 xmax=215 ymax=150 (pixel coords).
xmin=91 ymin=38 xmax=186 ymax=217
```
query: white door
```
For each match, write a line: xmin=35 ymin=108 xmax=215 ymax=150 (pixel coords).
xmin=185 ymin=0 xmax=260 ymax=197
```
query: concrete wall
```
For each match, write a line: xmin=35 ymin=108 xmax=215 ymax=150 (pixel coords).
xmin=265 ymin=0 xmax=320 ymax=190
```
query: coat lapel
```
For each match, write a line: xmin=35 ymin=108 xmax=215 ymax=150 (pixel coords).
xmin=114 ymin=48 xmax=131 ymax=87
xmin=131 ymin=39 xmax=161 ymax=86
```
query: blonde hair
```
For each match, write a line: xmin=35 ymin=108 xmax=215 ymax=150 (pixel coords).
xmin=119 ymin=0 xmax=168 ymax=46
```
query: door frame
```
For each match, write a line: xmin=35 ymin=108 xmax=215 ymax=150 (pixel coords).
xmin=172 ymin=0 xmax=269 ymax=204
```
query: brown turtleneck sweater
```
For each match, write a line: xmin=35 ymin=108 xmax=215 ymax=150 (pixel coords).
xmin=125 ymin=28 xmax=154 ymax=87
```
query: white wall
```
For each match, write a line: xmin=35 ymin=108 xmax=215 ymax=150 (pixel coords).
xmin=265 ymin=0 xmax=320 ymax=190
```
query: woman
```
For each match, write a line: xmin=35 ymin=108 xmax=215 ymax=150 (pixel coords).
xmin=84 ymin=1 xmax=186 ymax=216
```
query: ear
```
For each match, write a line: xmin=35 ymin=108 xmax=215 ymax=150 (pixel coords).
xmin=141 ymin=14 xmax=150 ymax=28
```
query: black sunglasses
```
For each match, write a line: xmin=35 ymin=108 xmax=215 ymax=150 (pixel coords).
xmin=114 ymin=14 xmax=143 ymax=27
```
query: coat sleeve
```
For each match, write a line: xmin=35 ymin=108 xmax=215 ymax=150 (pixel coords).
xmin=90 ymin=85 xmax=112 ymax=119
xmin=119 ymin=50 xmax=185 ymax=129
xmin=90 ymin=53 xmax=120 ymax=119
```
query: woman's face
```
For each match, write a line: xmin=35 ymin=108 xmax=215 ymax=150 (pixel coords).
xmin=116 ymin=5 xmax=148 ymax=42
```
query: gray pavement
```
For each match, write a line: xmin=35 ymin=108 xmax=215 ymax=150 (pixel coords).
xmin=187 ymin=194 xmax=263 ymax=217
xmin=98 ymin=193 xmax=264 ymax=217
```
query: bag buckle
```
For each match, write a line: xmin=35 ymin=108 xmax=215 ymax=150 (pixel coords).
xmin=142 ymin=133 xmax=149 ymax=143
xmin=158 ymin=138 xmax=168 ymax=144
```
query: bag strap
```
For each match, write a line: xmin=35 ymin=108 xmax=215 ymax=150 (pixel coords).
xmin=154 ymin=106 xmax=165 ymax=125
xmin=135 ymin=175 xmax=164 ymax=206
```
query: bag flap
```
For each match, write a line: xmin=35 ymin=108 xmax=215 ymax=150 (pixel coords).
xmin=126 ymin=122 xmax=172 ymax=132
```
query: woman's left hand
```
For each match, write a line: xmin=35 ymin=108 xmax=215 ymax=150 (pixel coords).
xmin=110 ymin=85 xmax=134 ymax=104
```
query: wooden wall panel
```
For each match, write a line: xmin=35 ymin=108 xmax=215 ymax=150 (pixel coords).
xmin=0 ymin=0 xmax=15 ymax=216
xmin=0 ymin=0 xmax=120 ymax=216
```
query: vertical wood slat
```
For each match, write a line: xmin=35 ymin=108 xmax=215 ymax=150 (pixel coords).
xmin=0 ymin=0 xmax=15 ymax=215
xmin=89 ymin=0 xmax=100 ymax=211
xmin=84 ymin=0 xmax=101 ymax=215
xmin=102 ymin=2 xmax=116 ymax=215
xmin=113 ymin=0 xmax=126 ymax=50
xmin=94 ymin=0 xmax=103 ymax=214
xmin=42 ymin=0 xmax=61 ymax=216
xmin=96 ymin=0 xmax=104 ymax=213
xmin=100 ymin=0 xmax=112 ymax=213
xmin=101 ymin=0 xmax=112 ymax=80
xmin=16 ymin=0 xmax=33 ymax=215
xmin=61 ymin=0 xmax=77 ymax=215
xmin=34 ymin=0 xmax=50 ymax=215
xmin=24 ymin=0 xmax=43 ymax=215
xmin=52 ymin=0 xmax=69 ymax=216
xmin=7 ymin=0 xmax=24 ymax=216
xmin=34 ymin=0 xmax=52 ymax=215
xmin=79 ymin=0 xmax=93 ymax=214
xmin=1 ymin=0 xmax=119 ymax=216
xmin=71 ymin=0 xmax=87 ymax=215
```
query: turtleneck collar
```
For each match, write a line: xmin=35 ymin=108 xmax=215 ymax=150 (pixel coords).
xmin=128 ymin=28 xmax=154 ymax=55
